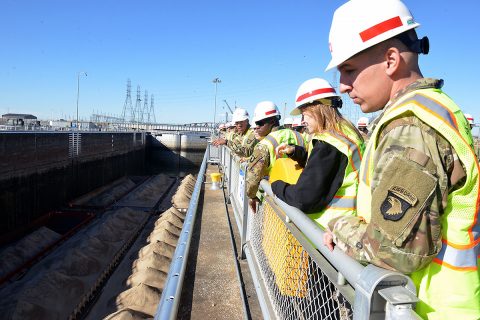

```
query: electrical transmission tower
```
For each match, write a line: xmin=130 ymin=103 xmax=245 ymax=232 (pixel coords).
xmin=149 ymin=94 xmax=156 ymax=123
xmin=143 ymin=90 xmax=149 ymax=123
xmin=122 ymin=79 xmax=134 ymax=123
xmin=135 ymin=85 xmax=143 ymax=124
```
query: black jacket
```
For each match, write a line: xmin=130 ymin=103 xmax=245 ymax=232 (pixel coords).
xmin=271 ymin=140 xmax=347 ymax=213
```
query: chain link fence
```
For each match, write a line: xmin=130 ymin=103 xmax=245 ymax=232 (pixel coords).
xmin=218 ymin=145 xmax=421 ymax=320
xmin=250 ymin=196 xmax=353 ymax=320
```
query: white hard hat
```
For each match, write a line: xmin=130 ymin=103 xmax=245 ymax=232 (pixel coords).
xmin=253 ymin=101 xmax=280 ymax=123
xmin=357 ymin=117 xmax=369 ymax=127
xmin=284 ymin=117 xmax=294 ymax=125
xmin=219 ymin=123 xmax=225 ymax=129
xmin=232 ymin=108 xmax=249 ymax=123
xmin=291 ymin=78 xmax=341 ymax=115
xmin=465 ymin=113 xmax=474 ymax=125
xmin=292 ymin=117 xmax=304 ymax=128
xmin=326 ymin=0 xmax=421 ymax=71
xmin=227 ymin=121 xmax=235 ymax=128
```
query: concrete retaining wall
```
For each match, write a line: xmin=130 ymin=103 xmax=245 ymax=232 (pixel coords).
xmin=0 ymin=132 xmax=145 ymax=235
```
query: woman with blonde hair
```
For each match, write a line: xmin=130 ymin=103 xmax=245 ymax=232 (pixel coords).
xmin=272 ymin=78 xmax=365 ymax=229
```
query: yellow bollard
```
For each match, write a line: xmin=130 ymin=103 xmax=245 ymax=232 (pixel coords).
xmin=210 ymin=173 xmax=222 ymax=190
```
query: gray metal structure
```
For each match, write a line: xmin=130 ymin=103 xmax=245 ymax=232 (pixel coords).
xmin=154 ymin=149 xmax=208 ymax=320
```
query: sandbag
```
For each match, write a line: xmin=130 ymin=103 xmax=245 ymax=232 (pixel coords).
xmin=147 ymin=229 xmax=179 ymax=247
xmin=137 ymin=241 xmax=176 ymax=260
xmin=115 ymin=283 xmax=161 ymax=317
xmin=132 ymin=251 xmax=171 ymax=274
xmin=126 ymin=268 xmax=167 ymax=290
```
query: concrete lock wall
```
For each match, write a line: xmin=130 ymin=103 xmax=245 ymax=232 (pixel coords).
xmin=146 ymin=132 xmax=208 ymax=174
xmin=0 ymin=132 xmax=145 ymax=235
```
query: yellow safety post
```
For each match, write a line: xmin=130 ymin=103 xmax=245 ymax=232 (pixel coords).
xmin=210 ymin=172 xmax=222 ymax=190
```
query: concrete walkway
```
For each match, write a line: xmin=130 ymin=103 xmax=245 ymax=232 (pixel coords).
xmin=178 ymin=164 xmax=259 ymax=320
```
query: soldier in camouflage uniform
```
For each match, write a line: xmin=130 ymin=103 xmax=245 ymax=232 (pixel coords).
xmin=246 ymin=101 xmax=305 ymax=210
xmin=212 ymin=108 xmax=257 ymax=158
xmin=324 ymin=1 xmax=480 ymax=318
xmin=212 ymin=121 xmax=236 ymax=147
xmin=229 ymin=108 xmax=257 ymax=158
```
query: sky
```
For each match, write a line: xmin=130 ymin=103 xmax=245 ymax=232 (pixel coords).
xmin=1 ymin=0 xmax=479 ymax=128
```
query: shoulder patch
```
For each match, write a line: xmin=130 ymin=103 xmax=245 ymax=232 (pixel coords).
xmin=380 ymin=185 xmax=417 ymax=221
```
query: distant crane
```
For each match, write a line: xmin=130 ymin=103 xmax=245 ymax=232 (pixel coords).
xmin=223 ymin=100 xmax=234 ymax=113
xmin=222 ymin=100 xmax=235 ymax=123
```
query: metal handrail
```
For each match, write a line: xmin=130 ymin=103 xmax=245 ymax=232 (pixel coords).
xmin=259 ymin=180 xmax=420 ymax=320
xmin=219 ymin=144 xmax=421 ymax=320
xmin=260 ymin=180 xmax=364 ymax=284
xmin=154 ymin=149 xmax=208 ymax=320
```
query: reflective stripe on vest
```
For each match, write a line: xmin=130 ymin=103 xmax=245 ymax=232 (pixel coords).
xmin=260 ymin=129 xmax=305 ymax=172
xmin=360 ymin=89 xmax=479 ymax=254
xmin=307 ymin=123 xmax=365 ymax=228
xmin=434 ymin=241 xmax=480 ymax=271
xmin=356 ymin=87 xmax=480 ymax=318
xmin=327 ymin=195 xmax=356 ymax=210
xmin=330 ymin=131 xmax=362 ymax=177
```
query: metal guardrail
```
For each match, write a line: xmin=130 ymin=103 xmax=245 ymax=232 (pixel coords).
xmin=154 ymin=148 xmax=209 ymax=320
xmin=219 ymin=146 xmax=422 ymax=320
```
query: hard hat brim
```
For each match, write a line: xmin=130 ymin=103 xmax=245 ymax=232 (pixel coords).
xmin=232 ymin=116 xmax=249 ymax=123
xmin=290 ymin=107 xmax=302 ymax=116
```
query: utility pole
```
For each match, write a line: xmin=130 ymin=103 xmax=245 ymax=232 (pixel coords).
xmin=76 ymin=71 xmax=87 ymax=129
xmin=212 ymin=77 xmax=221 ymax=130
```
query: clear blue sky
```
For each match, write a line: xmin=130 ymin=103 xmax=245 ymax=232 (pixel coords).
xmin=1 ymin=0 xmax=479 ymax=126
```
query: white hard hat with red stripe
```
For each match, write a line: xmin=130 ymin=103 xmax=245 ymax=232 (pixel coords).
xmin=326 ymin=0 xmax=421 ymax=71
xmin=464 ymin=113 xmax=474 ymax=125
xmin=292 ymin=117 xmax=305 ymax=128
xmin=253 ymin=101 xmax=280 ymax=123
xmin=291 ymin=78 xmax=341 ymax=115
xmin=357 ymin=117 xmax=369 ymax=127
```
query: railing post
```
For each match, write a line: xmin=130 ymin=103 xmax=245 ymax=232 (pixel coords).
xmin=228 ymin=151 xmax=233 ymax=196
xmin=240 ymin=163 xmax=249 ymax=259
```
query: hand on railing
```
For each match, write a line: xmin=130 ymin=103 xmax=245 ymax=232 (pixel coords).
xmin=212 ymin=138 xmax=227 ymax=146
xmin=323 ymin=231 xmax=336 ymax=252
xmin=275 ymin=143 xmax=294 ymax=157
xmin=249 ymin=198 xmax=259 ymax=214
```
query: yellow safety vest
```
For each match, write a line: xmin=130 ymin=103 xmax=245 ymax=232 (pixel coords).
xmin=307 ymin=123 xmax=365 ymax=229
xmin=357 ymin=88 xmax=480 ymax=319
xmin=259 ymin=129 xmax=306 ymax=172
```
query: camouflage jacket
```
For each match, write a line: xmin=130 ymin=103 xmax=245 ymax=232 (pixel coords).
xmin=242 ymin=129 xmax=258 ymax=158
xmin=230 ymin=127 xmax=257 ymax=158
xmin=245 ymin=126 xmax=284 ymax=199
xmin=329 ymin=79 xmax=465 ymax=273
xmin=226 ymin=131 xmax=238 ymax=149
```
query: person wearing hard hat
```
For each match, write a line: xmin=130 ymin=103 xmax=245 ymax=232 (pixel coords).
xmin=465 ymin=113 xmax=474 ymax=130
xmin=213 ymin=121 xmax=236 ymax=144
xmin=232 ymin=108 xmax=257 ymax=158
xmin=218 ymin=123 xmax=226 ymax=138
xmin=272 ymin=78 xmax=365 ymax=229
xmin=283 ymin=117 xmax=294 ymax=129
xmin=245 ymin=101 xmax=305 ymax=210
xmin=291 ymin=117 xmax=306 ymax=134
xmin=212 ymin=108 xmax=256 ymax=157
xmin=322 ymin=0 xmax=479 ymax=318
xmin=356 ymin=117 xmax=369 ymax=140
